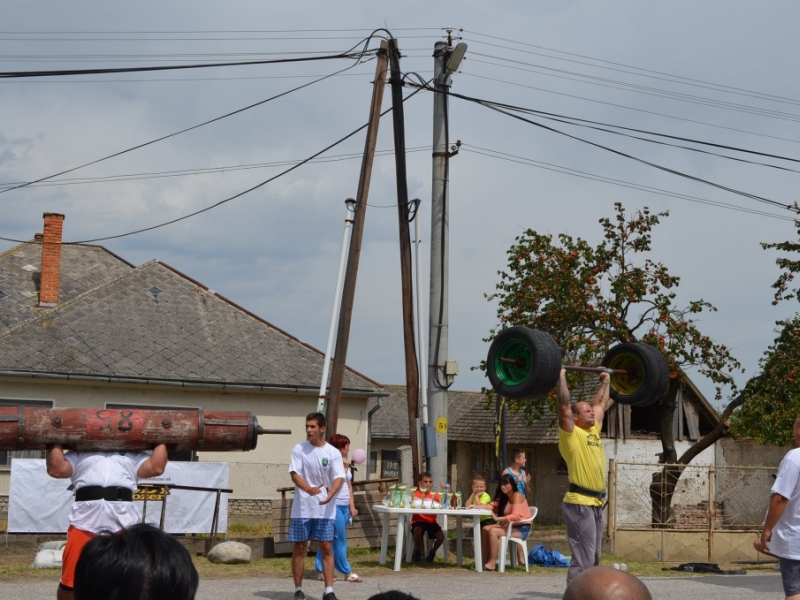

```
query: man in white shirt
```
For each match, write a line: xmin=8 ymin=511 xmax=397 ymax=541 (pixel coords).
xmin=755 ymin=413 xmax=800 ymax=600
xmin=46 ymin=444 xmax=168 ymax=600
xmin=289 ymin=412 xmax=345 ymax=600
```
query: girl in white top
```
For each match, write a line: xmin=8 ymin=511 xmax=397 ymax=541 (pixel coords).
xmin=314 ymin=434 xmax=363 ymax=583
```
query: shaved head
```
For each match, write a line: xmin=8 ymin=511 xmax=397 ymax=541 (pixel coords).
xmin=563 ymin=567 xmax=652 ymax=600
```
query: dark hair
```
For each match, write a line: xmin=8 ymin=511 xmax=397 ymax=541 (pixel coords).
xmin=510 ymin=448 xmax=524 ymax=462
xmin=306 ymin=412 xmax=327 ymax=428
xmin=418 ymin=471 xmax=432 ymax=483
xmin=327 ymin=433 xmax=350 ymax=450
xmin=74 ymin=524 xmax=198 ymax=600
xmin=494 ymin=473 xmax=518 ymax=515
xmin=368 ymin=592 xmax=421 ymax=600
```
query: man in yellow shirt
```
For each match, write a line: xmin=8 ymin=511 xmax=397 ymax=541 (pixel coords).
xmin=558 ymin=368 xmax=611 ymax=583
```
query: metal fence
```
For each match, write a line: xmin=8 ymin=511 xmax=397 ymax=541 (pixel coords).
xmin=609 ymin=460 xmax=775 ymax=531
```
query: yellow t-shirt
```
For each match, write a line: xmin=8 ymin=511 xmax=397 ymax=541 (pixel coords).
xmin=558 ymin=422 xmax=607 ymax=507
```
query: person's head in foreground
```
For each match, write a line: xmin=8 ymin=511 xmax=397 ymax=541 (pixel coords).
xmin=74 ymin=523 xmax=199 ymax=600
xmin=563 ymin=566 xmax=652 ymax=600
xmin=368 ymin=592 xmax=421 ymax=600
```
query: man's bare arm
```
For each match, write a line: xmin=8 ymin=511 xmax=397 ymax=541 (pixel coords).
xmin=592 ymin=372 xmax=611 ymax=429
xmin=557 ymin=369 xmax=574 ymax=433
xmin=137 ymin=444 xmax=168 ymax=479
xmin=46 ymin=444 xmax=73 ymax=479
xmin=319 ymin=477 xmax=344 ymax=506
xmin=291 ymin=471 xmax=323 ymax=496
xmin=756 ymin=493 xmax=789 ymax=554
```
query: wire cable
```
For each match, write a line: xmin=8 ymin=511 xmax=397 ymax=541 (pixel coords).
xmin=0 ymin=54 xmax=373 ymax=195
xmin=0 ymin=84 xmax=427 ymax=245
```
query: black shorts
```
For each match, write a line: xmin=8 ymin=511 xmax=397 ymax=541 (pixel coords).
xmin=479 ymin=519 xmax=497 ymax=529
xmin=412 ymin=521 xmax=443 ymax=538
xmin=780 ymin=557 xmax=800 ymax=597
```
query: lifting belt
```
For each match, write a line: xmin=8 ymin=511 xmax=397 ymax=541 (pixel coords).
xmin=75 ymin=485 xmax=133 ymax=502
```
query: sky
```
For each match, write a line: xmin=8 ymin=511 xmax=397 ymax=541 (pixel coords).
xmin=2 ymin=1 xmax=799 ymax=409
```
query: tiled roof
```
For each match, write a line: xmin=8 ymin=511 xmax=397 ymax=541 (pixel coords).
xmin=0 ymin=245 xmax=379 ymax=392
xmin=0 ymin=243 xmax=133 ymax=330
xmin=369 ymin=385 xmax=559 ymax=444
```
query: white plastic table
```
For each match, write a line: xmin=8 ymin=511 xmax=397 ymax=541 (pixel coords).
xmin=373 ymin=505 xmax=492 ymax=572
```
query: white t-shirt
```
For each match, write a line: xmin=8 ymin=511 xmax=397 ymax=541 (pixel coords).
xmin=288 ymin=441 xmax=345 ymax=520
xmin=65 ymin=451 xmax=150 ymax=534
xmin=336 ymin=469 xmax=352 ymax=508
xmin=769 ymin=447 xmax=800 ymax=559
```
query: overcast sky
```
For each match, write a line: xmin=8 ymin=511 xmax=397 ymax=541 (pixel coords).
xmin=2 ymin=2 xmax=799 ymax=408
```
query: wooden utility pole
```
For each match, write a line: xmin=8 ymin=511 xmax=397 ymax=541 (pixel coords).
xmin=388 ymin=38 xmax=421 ymax=483
xmin=325 ymin=42 xmax=389 ymax=436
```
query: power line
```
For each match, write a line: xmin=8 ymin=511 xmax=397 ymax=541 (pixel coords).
xmin=411 ymin=82 xmax=798 ymax=213
xmin=459 ymin=143 xmax=796 ymax=221
xmin=0 ymin=146 xmax=430 ymax=189
xmin=463 ymin=30 xmax=800 ymax=107
xmin=1 ymin=57 xmax=371 ymax=195
xmin=0 ymin=84 xmax=428 ymax=245
xmin=462 ymin=72 xmax=800 ymax=146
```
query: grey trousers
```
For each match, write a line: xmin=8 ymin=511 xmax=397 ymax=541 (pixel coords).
xmin=562 ymin=502 xmax=604 ymax=582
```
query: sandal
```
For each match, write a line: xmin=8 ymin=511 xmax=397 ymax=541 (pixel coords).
xmin=345 ymin=573 xmax=363 ymax=583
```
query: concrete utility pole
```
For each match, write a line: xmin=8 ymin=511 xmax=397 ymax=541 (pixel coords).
xmin=427 ymin=33 xmax=466 ymax=486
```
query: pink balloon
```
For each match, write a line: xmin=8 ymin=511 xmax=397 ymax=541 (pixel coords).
xmin=352 ymin=448 xmax=367 ymax=465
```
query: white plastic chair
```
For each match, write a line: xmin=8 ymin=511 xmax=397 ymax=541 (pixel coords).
xmin=498 ymin=506 xmax=538 ymax=573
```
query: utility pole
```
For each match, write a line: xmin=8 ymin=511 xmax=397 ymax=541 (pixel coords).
xmin=388 ymin=38 xmax=421 ymax=484
xmin=325 ymin=41 xmax=389 ymax=437
xmin=427 ymin=32 xmax=466 ymax=486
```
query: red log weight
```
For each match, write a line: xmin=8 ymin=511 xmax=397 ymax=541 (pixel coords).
xmin=0 ymin=407 xmax=290 ymax=452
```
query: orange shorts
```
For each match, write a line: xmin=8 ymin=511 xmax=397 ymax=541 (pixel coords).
xmin=60 ymin=525 xmax=95 ymax=590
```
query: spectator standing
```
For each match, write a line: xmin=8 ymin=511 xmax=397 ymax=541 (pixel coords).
xmin=754 ymin=413 xmax=800 ymax=600
xmin=289 ymin=412 xmax=345 ymax=600
xmin=314 ymin=433 xmax=363 ymax=583
xmin=557 ymin=369 xmax=611 ymax=583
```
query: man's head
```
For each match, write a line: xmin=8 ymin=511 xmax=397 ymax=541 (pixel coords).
xmin=793 ymin=413 xmax=800 ymax=448
xmin=510 ymin=448 xmax=526 ymax=467
xmin=571 ymin=401 xmax=596 ymax=429
xmin=418 ymin=472 xmax=433 ymax=489
xmin=74 ymin=523 xmax=198 ymax=600
xmin=471 ymin=475 xmax=486 ymax=495
xmin=305 ymin=412 xmax=327 ymax=446
xmin=562 ymin=566 xmax=651 ymax=600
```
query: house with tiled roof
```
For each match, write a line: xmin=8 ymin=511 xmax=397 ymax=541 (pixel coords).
xmin=368 ymin=377 xmax=721 ymax=524
xmin=0 ymin=213 xmax=384 ymax=498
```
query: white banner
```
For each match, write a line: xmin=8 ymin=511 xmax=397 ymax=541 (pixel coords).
xmin=8 ymin=459 xmax=229 ymax=534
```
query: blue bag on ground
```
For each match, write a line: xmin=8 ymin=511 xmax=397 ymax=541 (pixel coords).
xmin=528 ymin=544 xmax=569 ymax=567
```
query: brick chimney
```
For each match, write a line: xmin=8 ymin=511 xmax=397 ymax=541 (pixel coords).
xmin=39 ymin=212 xmax=65 ymax=307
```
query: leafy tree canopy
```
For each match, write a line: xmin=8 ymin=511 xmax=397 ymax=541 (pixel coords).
xmin=762 ymin=212 xmax=800 ymax=305
xmin=486 ymin=202 xmax=741 ymax=416
xmin=729 ymin=314 xmax=800 ymax=445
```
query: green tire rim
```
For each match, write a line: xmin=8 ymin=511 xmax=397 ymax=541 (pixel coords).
xmin=607 ymin=352 xmax=645 ymax=396
xmin=494 ymin=339 xmax=533 ymax=387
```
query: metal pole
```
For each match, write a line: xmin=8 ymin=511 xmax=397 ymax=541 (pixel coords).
xmin=326 ymin=42 xmax=389 ymax=437
xmin=414 ymin=199 xmax=429 ymax=427
xmin=317 ymin=198 xmax=357 ymax=413
xmin=427 ymin=40 xmax=450 ymax=484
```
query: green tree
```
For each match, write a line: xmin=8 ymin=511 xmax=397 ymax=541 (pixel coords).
xmin=729 ymin=315 xmax=800 ymax=445
xmin=487 ymin=202 xmax=743 ymax=524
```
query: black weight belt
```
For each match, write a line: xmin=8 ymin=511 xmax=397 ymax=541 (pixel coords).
xmin=75 ymin=485 xmax=133 ymax=502
xmin=568 ymin=483 xmax=607 ymax=501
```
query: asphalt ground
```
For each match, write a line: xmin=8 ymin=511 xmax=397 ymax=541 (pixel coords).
xmin=0 ymin=569 xmax=786 ymax=600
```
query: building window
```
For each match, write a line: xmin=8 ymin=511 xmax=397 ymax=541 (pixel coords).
xmin=381 ymin=450 xmax=400 ymax=479
xmin=0 ymin=399 xmax=54 ymax=466
xmin=369 ymin=451 xmax=378 ymax=475
xmin=106 ymin=403 xmax=197 ymax=462
xmin=470 ymin=446 xmax=483 ymax=478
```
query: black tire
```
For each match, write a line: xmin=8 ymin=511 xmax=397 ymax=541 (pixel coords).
xmin=601 ymin=343 xmax=669 ymax=407
xmin=487 ymin=327 xmax=562 ymax=399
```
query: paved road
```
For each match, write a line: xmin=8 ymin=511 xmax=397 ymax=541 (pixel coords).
xmin=0 ymin=571 xmax=785 ymax=600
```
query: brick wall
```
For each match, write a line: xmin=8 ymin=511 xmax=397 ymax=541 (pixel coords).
xmin=671 ymin=500 xmax=724 ymax=530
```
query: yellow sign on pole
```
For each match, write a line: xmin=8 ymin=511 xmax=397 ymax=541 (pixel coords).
xmin=435 ymin=417 xmax=448 ymax=434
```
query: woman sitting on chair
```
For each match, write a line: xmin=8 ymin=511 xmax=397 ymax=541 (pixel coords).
xmin=481 ymin=473 xmax=532 ymax=571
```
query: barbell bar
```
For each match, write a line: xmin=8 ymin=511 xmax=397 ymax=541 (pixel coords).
xmin=498 ymin=357 xmax=625 ymax=375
